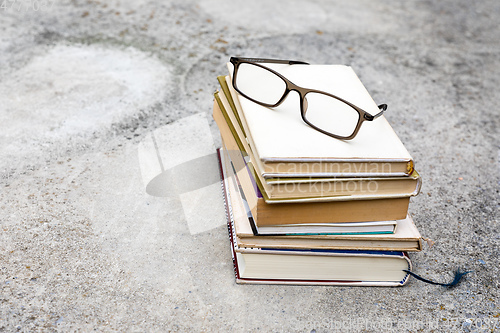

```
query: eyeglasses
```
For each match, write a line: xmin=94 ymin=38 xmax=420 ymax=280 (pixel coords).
xmin=230 ymin=57 xmax=387 ymax=140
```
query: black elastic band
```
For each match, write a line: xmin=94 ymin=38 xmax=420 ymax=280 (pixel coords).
xmin=403 ymin=268 xmax=472 ymax=287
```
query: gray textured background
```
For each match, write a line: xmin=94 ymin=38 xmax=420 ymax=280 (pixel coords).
xmin=1 ymin=0 xmax=499 ymax=331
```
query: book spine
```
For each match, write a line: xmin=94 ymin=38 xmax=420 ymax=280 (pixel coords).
xmin=216 ymin=147 xmax=239 ymax=282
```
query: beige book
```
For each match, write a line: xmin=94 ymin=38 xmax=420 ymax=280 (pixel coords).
xmin=261 ymin=171 xmax=421 ymax=200
xmin=233 ymin=249 xmax=411 ymax=285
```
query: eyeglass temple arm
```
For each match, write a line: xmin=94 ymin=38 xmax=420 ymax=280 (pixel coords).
xmin=364 ymin=104 xmax=387 ymax=121
xmin=230 ymin=57 xmax=309 ymax=65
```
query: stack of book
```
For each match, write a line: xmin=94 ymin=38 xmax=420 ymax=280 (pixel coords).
xmin=213 ymin=60 xmax=423 ymax=286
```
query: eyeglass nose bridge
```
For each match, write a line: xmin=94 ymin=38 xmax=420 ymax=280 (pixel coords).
xmin=283 ymin=82 xmax=311 ymax=115
xmin=267 ymin=80 xmax=305 ymax=109
xmin=286 ymin=81 xmax=309 ymax=96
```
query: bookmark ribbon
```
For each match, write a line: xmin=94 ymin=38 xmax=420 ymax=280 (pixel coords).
xmin=403 ymin=268 xmax=472 ymax=287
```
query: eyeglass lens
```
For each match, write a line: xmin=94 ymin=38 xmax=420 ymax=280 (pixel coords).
xmin=235 ymin=63 xmax=287 ymax=106
xmin=234 ymin=61 xmax=362 ymax=138
xmin=303 ymin=92 xmax=360 ymax=138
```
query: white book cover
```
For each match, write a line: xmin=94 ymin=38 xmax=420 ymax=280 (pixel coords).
xmin=226 ymin=62 xmax=412 ymax=164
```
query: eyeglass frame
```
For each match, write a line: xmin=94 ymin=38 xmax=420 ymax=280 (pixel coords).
xmin=230 ymin=57 xmax=387 ymax=140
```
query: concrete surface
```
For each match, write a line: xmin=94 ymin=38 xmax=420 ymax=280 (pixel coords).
xmin=0 ymin=0 xmax=499 ymax=331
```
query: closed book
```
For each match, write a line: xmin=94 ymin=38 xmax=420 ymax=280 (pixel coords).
xmin=223 ymin=61 xmax=414 ymax=178
xmin=232 ymin=247 xmax=412 ymax=286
